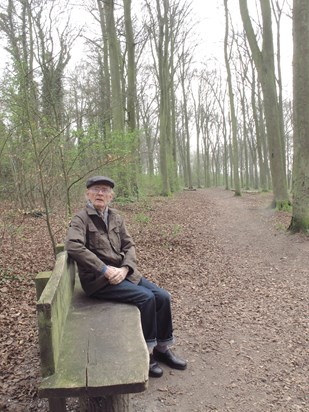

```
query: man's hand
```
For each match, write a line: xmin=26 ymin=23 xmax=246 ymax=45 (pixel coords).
xmin=105 ymin=266 xmax=129 ymax=285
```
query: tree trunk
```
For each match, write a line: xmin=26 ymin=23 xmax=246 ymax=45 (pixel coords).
xmin=169 ymin=47 xmax=179 ymax=192
xmin=123 ymin=0 xmax=136 ymax=132
xmin=180 ymin=60 xmax=193 ymax=189
xmin=240 ymin=82 xmax=249 ymax=189
xmin=97 ymin=0 xmax=112 ymax=138
xmin=156 ymin=0 xmax=171 ymax=196
xmin=224 ymin=0 xmax=241 ymax=195
xmin=239 ymin=0 xmax=288 ymax=206
xmin=289 ymin=0 xmax=309 ymax=233
xmin=104 ymin=0 xmax=124 ymax=132
xmin=251 ymin=65 xmax=268 ymax=191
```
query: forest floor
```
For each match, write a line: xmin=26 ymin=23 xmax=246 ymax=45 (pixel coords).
xmin=0 ymin=188 xmax=308 ymax=412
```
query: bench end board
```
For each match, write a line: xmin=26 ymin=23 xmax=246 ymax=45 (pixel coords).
xmin=35 ymin=271 xmax=52 ymax=300
xmin=37 ymin=252 xmax=75 ymax=377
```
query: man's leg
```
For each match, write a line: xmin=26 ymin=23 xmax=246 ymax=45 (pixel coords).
xmin=138 ymin=278 xmax=187 ymax=371
xmin=137 ymin=277 xmax=174 ymax=346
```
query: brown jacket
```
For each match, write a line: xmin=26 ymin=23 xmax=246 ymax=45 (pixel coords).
xmin=65 ymin=205 xmax=142 ymax=296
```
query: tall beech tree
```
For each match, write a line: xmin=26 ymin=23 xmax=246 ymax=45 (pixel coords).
xmin=145 ymin=0 xmax=173 ymax=195
xmin=239 ymin=0 xmax=289 ymax=208
xmin=289 ymin=0 xmax=309 ymax=233
xmin=224 ymin=0 xmax=241 ymax=196
xmin=155 ymin=0 xmax=171 ymax=196
xmin=179 ymin=44 xmax=193 ymax=189
xmin=103 ymin=0 xmax=124 ymax=132
xmin=97 ymin=0 xmax=112 ymax=137
xmin=123 ymin=0 xmax=136 ymax=132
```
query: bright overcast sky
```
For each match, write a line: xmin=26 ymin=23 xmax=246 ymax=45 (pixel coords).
xmin=192 ymin=0 xmax=293 ymax=93
xmin=0 ymin=0 xmax=292 ymax=94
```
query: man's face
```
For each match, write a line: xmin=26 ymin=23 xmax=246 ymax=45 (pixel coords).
xmin=87 ymin=184 xmax=113 ymax=212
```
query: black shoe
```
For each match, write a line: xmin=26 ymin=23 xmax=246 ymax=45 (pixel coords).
xmin=153 ymin=348 xmax=187 ymax=370
xmin=149 ymin=354 xmax=163 ymax=378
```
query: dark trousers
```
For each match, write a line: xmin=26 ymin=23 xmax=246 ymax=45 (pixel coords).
xmin=92 ymin=277 xmax=174 ymax=349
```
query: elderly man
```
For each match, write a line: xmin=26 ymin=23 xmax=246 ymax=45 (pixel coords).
xmin=65 ymin=176 xmax=187 ymax=378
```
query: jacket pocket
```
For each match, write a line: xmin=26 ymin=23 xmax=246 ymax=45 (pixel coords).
xmin=109 ymin=227 xmax=121 ymax=253
xmin=87 ymin=222 xmax=100 ymax=248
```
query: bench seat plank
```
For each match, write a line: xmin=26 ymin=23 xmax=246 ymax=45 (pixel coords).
xmin=86 ymin=302 xmax=149 ymax=396
xmin=39 ymin=277 xmax=149 ymax=398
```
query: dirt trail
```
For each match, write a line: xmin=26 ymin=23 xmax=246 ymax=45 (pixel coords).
xmin=132 ymin=188 xmax=309 ymax=412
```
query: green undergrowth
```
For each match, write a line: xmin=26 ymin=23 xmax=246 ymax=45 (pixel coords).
xmin=276 ymin=200 xmax=292 ymax=213
xmin=134 ymin=212 xmax=151 ymax=224
xmin=0 ymin=268 xmax=24 ymax=285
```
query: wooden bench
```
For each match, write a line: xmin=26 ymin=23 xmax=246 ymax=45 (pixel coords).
xmin=35 ymin=248 xmax=149 ymax=411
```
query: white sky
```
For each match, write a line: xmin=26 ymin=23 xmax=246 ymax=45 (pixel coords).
xmin=0 ymin=0 xmax=292 ymax=95
xmin=192 ymin=0 xmax=292 ymax=93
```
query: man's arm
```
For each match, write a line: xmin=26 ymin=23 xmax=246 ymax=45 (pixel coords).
xmin=118 ymin=219 xmax=138 ymax=275
xmin=65 ymin=214 xmax=107 ymax=275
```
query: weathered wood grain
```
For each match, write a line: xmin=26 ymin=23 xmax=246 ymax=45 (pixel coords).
xmin=37 ymin=251 xmax=149 ymax=411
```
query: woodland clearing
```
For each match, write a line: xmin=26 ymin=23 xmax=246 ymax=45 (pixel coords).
xmin=0 ymin=188 xmax=308 ymax=412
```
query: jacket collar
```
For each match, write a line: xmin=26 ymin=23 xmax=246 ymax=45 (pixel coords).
xmin=85 ymin=203 xmax=117 ymax=230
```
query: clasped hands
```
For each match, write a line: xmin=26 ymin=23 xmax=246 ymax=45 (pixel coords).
xmin=104 ymin=265 xmax=129 ymax=285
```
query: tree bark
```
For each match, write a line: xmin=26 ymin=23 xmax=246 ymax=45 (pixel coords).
xmin=224 ymin=0 xmax=241 ymax=195
xmin=239 ymin=0 xmax=288 ymax=206
xmin=289 ymin=0 xmax=309 ymax=233
xmin=179 ymin=51 xmax=193 ymax=189
xmin=104 ymin=0 xmax=124 ymax=132
xmin=97 ymin=0 xmax=112 ymax=137
xmin=156 ymin=0 xmax=171 ymax=196
xmin=250 ymin=64 xmax=268 ymax=191
xmin=123 ymin=0 xmax=136 ymax=132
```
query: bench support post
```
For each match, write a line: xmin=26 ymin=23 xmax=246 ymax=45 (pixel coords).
xmin=48 ymin=397 xmax=66 ymax=412
xmin=79 ymin=394 xmax=131 ymax=412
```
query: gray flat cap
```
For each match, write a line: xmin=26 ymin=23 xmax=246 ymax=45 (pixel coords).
xmin=86 ymin=176 xmax=115 ymax=188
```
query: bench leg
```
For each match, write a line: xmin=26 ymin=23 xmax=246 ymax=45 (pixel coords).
xmin=48 ymin=397 xmax=66 ymax=412
xmin=79 ymin=394 xmax=130 ymax=412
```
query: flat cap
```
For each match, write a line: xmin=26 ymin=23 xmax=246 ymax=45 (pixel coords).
xmin=86 ymin=176 xmax=115 ymax=189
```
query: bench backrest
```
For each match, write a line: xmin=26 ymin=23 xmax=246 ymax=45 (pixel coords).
xmin=36 ymin=251 xmax=76 ymax=377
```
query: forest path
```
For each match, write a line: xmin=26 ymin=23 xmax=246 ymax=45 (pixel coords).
xmin=132 ymin=188 xmax=308 ymax=412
